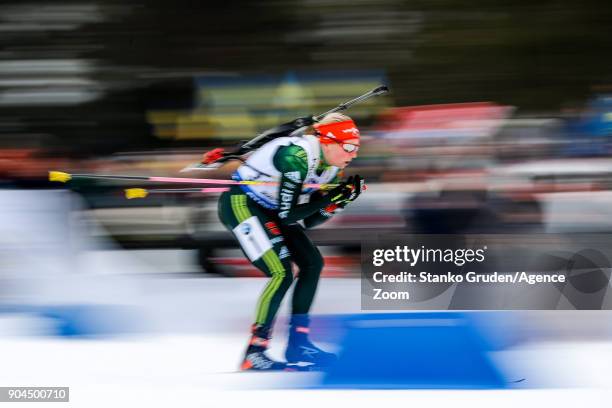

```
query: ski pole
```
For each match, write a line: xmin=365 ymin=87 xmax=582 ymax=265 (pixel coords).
xmin=49 ymin=171 xmax=338 ymax=189
xmin=124 ymin=183 xmax=370 ymax=199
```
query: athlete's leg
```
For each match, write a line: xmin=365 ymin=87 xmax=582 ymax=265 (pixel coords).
xmin=218 ymin=190 xmax=294 ymax=370
xmin=281 ymin=224 xmax=336 ymax=367
xmin=281 ymin=224 xmax=324 ymax=316
xmin=218 ymin=190 xmax=294 ymax=328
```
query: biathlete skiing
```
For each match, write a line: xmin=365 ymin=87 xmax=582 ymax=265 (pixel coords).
xmin=46 ymin=84 xmax=387 ymax=371
xmin=213 ymin=112 xmax=365 ymax=371
xmin=47 ymin=87 xmax=386 ymax=371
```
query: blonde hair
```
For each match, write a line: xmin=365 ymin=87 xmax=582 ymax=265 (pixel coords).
xmin=306 ymin=112 xmax=353 ymax=135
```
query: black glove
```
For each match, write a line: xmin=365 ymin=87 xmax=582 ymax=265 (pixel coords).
xmin=346 ymin=174 xmax=364 ymax=202
xmin=328 ymin=175 xmax=365 ymax=205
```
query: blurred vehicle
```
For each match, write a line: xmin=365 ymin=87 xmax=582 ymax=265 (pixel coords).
xmin=488 ymin=158 xmax=612 ymax=233
xmin=407 ymin=157 xmax=612 ymax=235
xmin=405 ymin=170 xmax=544 ymax=235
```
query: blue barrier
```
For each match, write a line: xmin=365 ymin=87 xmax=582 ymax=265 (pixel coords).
xmin=312 ymin=313 xmax=509 ymax=389
xmin=0 ymin=304 xmax=143 ymax=337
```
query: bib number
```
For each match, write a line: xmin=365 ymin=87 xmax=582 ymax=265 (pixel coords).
xmin=233 ymin=216 xmax=273 ymax=261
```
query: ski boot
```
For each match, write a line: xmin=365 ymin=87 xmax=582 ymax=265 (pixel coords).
xmin=241 ymin=324 xmax=291 ymax=371
xmin=285 ymin=315 xmax=337 ymax=368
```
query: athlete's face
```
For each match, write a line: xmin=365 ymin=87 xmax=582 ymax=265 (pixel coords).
xmin=321 ymin=138 xmax=359 ymax=169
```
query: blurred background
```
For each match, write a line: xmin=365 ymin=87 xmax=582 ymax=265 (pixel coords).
xmin=1 ymin=0 xmax=612 ymax=397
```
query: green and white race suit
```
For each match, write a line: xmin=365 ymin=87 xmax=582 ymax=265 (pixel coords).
xmin=218 ymin=134 xmax=347 ymax=328
xmin=233 ymin=134 xmax=340 ymax=220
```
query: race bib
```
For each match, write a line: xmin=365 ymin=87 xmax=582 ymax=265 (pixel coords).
xmin=233 ymin=216 xmax=273 ymax=261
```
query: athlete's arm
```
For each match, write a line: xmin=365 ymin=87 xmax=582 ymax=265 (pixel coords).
xmin=273 ymin=145 xmax=338 ymax=225
xmin=302 ymin=197 xmax=343 ymax=228
xmin=303 ymin=173 xmax=365 ymax=228
xmin=301 ymin=172 xmax=343 ymax=228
